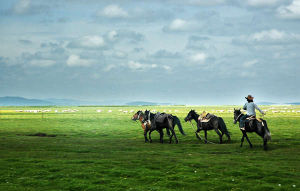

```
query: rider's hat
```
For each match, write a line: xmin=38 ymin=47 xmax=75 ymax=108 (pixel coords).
xmin=245 ymin=95 xmax=254 ymax=100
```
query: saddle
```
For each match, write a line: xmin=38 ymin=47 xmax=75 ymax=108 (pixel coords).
xmin=246 ymin=116 xmax=263 ymax=123
xmin=245 ymin=116 xmax=264 ymax=128
xmin=198 ymin=112 xmax=215 ymax=123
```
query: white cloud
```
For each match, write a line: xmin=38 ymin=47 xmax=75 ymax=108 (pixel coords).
xmin=243 ymin=59 xmax=258 ymax=68
xmin=162 ymin=65 xmax=172 ymax=71
xmin=30 ymin=59 xmax=56 ymax=67
xmin=168 ymin=19 xmax=188 ymax=31
xmin=127 ymin=61 xmax=157 ymax=71
xmin=246 ymin=0 xmax=281 ymax=7
xmin=128 ymin=60 xmax=143 ymax=70
xmin=13 ymin=0 xmax=31 ymax=14
xmin=67 ymin=54 xmax=91 ymax=67
xmin=114 ymin=51 xmax=127 ymax=58
xmin=252 ymin=29 xmax=285 ymax=41
xmin=190 ymin=52 xmax=207 ymax=64
xmin=104 ymin=64 xmax=116 ymax=72
xmin=187 ymin=0 xmax=226 ymax=6
xmin=67 ymin=35 xmax=105 ymax=49
xmin=108 ymin=30 xmax=117 ymax=41
xmin=100 ymin=5 xmax=128 ymax=18
xmin=234 ymin=29 xmax=300 ymax=45
xmin=278 ymin=0 xmax=300 ymax=19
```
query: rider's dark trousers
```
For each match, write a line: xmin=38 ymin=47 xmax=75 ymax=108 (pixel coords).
xmin=239 ymin=115 xmax=249 ymax=128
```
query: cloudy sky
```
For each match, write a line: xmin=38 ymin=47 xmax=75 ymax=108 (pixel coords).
xmin=0 ymin=0 xmax=299 ymax=105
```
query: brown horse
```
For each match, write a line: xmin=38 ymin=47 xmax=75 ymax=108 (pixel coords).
xmin=132 ymin=110 xmax=152 ymax=142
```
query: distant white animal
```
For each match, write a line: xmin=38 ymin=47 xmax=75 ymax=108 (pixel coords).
xmin=97 ymin=110 xmax=102 ymax=113
xmin=108 ymin=110 xmax=112 ymax=113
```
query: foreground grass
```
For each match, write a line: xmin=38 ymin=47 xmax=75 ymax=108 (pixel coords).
xmin=0 ymin=106 xmax=299 ymax=191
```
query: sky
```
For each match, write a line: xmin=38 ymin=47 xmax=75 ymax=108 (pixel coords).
xmin=0 ymin=0 xmax=299 ymax=105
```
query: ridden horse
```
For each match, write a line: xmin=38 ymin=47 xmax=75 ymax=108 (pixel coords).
xmin=184 ymin=110 xmax=230 ymax=144
xmin=132 ymin=110 xmax=170 ymax=142
xmin=234 ymin=109 xmax=271 ymax=150
xmin=144 ymin=110 xmax=185 ymax=144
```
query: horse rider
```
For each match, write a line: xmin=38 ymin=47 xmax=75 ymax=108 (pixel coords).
xmin=240 ymin=95 xmax=265 ymax=130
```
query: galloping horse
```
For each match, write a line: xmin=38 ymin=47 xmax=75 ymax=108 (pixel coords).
xmin=132 ymin=110 xmax=170 ymax=142
xmin=233 ymin=109 xmax=271 ymax=150
xmin=184 ymin=110 xmax=230 ymax=144
xmin=144 ymin=110 xmax=185 ymax=144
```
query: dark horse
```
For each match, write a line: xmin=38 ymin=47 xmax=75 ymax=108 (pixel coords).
xmin=184 ymin=110 xmax=230 ymax=144
xmin=234 ymin=109 xmax=271 ymax=150
xmin=144 ymin=110 xmax=185 ymax=144
xmin=132 ymin=110 xmax=170 ymax=142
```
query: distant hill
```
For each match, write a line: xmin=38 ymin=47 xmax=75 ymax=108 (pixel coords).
xmin=126 ymin=101 xmax=172 ymax=106
xmin=0 ymin=96 xmax=147 ymax=106
xmin=257 ymin=102 xmax=278 ymax=105
xmin=0 ymin=96 xmax=97 ymax=106
xmin=0 ymin=96 xmax=53 ymax=106
xmin=286 ymin=102 xmax=300 ymax=105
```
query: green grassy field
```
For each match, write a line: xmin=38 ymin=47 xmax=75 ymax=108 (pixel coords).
xmin=0 ymin=105 xmax=299 ymax=191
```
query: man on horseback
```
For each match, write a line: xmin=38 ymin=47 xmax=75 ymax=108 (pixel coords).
xmin=240 ymin=95 xmax=265 ymax=130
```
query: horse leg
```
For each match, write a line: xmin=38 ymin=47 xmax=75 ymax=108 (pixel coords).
xmin=204 ymin=130 xmax=208 ymax=144
xmin=159 ymin=130 xmax=164 ymax=144
xmin=166 ymin=128 xmax=171 ymax=137
xmin=195 ymin=127 xmax=202 ymax=140
xmin=240 ymin=134 xmax=245 ymax=147
xmin=171 ymin=128 xmax=178 ymax=144
xmin=149 ymin=129 xmax=153 ymax=143
xmin=226 ymin=132 xmax=231 ymax=142
xmin=244 ymin=131 xmax=253 ymax=148
xmin=214 ymin=128 xmax=223 ymax=144
xmin=263 ymin=139 xmax=268 ymax=150
xmin=144 ymin=128 xmax=149 ymax=143
xmin=169 ymin=128 xmax=174 ymax=144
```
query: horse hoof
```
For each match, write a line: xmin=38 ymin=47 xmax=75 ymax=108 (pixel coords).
xmin=176 ymin=141 xmax=179 ymax=144
xmin=250 ymin=145 xmax=253 ymax=148
xmin=150 ymin=140 xmax=152 ymax=143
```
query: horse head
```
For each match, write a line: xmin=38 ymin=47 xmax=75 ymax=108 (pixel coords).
xmin=132 ymin=110 xmax=143 ymax=121
xmin=233 ymin=108 xmax=242 ymax=124
xmin=184 ymin=110 xmax=196 ymax=122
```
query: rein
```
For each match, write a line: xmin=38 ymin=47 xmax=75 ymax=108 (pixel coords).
xmin=235 ymin=113 xmax=242 ymax=122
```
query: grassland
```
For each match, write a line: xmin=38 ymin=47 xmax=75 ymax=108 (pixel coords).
xmin=0 ymin=105 xmax=299 ymax=191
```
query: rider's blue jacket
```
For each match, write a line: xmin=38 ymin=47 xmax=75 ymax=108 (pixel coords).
xmin=243 ymin=102 xmax=264 ymax=116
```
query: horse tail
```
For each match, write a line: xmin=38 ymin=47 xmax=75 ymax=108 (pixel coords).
xmin=262 ymin=120 xmax=271 ymax=141
xmin=218 ymin=117 xmax=230 ymax=135
xmin=173 ymin=116 xmax=186 ymax=135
